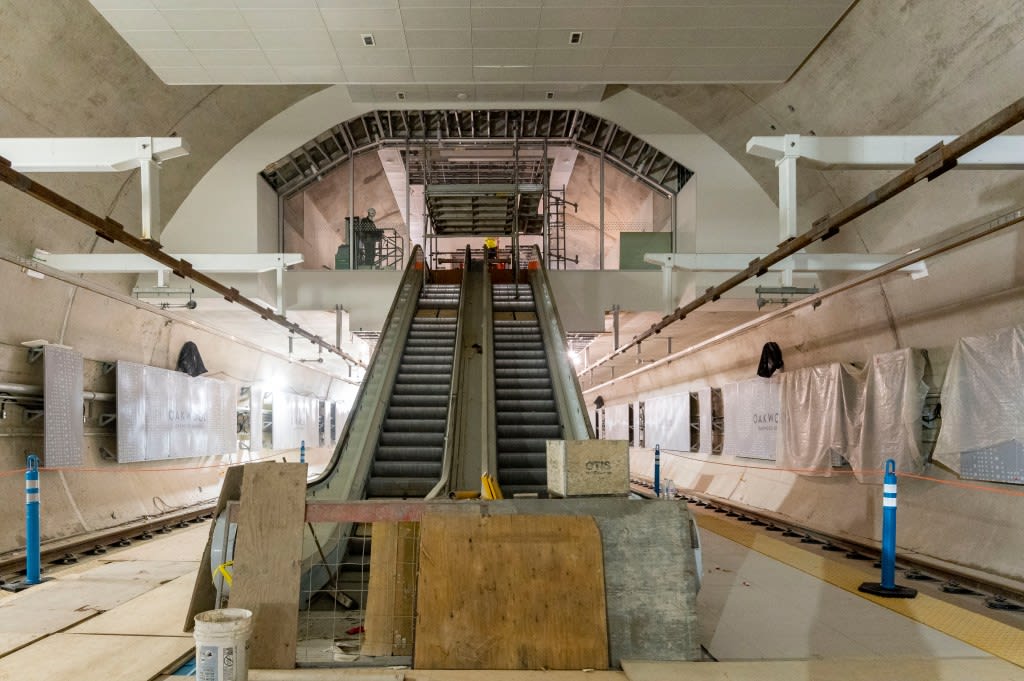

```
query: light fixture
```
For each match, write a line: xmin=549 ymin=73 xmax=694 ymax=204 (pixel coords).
xmin=569 ymin=31 xmax=582 ymax=45
xmin=546 ymin=91 xmax=555 ymax=100
xmin=361 ymin=33 xmax=375 ymax=46
xmin=396 ymin=91 xmax=406 ymax=101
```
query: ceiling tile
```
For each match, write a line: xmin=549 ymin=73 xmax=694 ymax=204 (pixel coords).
xmin=408 ymin=48 xmax=473 ymax=66
xmin=405 ymin=29 xmax=471 ymax=49
xmin=120 ymin=30 xmax=187 ymax=49
xmin=254 ymin=29 xmax=334 ymax=50
xmin=400 ymin=0 xmax=469 ymax=6
xmin=90 ymin=0 xmax=155 ymax=9
xmin=337 ymin=48 xmax=410 ymax=67
xmin=541 ymin=0 xmax=620 ymax=6
xmin=345 ymin=84 xmax=374 ymax=100
xmin=532 ymin=65 xmax=605 ymax=81
xmin=400 ymin=7 xmax=471 ymax=29
xmin=319 ymin=8 xmax=403 ymax=29
xmin=273 ymin=65 xmax=347 ymax=82
xmin=150 ymin=0 xmax=233 ymax=7
xmin=193 ymin=49 xmax=271 ymax=67
xmin=236 ymin=0 xmax=317 ymax=7
xmin=536 ymin=28 xmax=614 ymax=48
xmin=426 ymin=84 xmax=475 ymax=100
xmin=473 ymin=66 xmax=533 ymax=82
xmin=160 ymin=9 xmax=247 ymax=30
xmin=474 ymin=84 xmax=525 ymax=99
xmin=138 ymin=48 xmax=202 ymax=67
xmin=471 ymin=29 xmax=536 ymax=49
xmin=668 ymin=63 xmax=793 ymax=82
xmin=604 ymin=47 xmax=681 ymax=67
xmin=241 ymin=8 xmax=325 ymax=29
xmin=611 ymin=27 xmax=819 ymax=49
xmin=473 ymin=48 xmax=535 ymax=67
xmin=470 ymin=7 xmax=540 ymax=29
xmin=619 ymin=5 xmax=842 ymax=28
xmin=540 ymin=7 xmax=620 ymax=28
xmin=99 ymin=9 xmax=172 ymax=30
xmin=178 ymin=30 xmax=260 ymax=49
xmin=600 ymin=65 xmax=672 ymax=81
xmin=318 ymin=0 xmax=398 ymax=7
xmin=203 ymin=65 xmax=280 ymax=82
xmin=149 ymin=65 xmax=214 ymax=84
xmin=373 ymin=83 xmax=429 ymax=99
xmin=534 ymin=48 xmax=607 ymax=66
xmin=343 ymin=66 xmax=415 ymax=82
xmin=328 ymin=29 xmax=407 ymax=49
xmin=414 ymin=66 xmax=475 ymax=82
xmin=472 ymin=0 xmax=540 ymax=6
xmin=264 ymin=48 xmax=340 ymax=66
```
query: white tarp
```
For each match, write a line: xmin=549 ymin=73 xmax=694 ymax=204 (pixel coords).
xmin=272 ymin=392 xmax=319 ymax=451
xmin=934 ymin=325 xmax=1024 ymax=474
xmin=697 ymin=387 xmax=713 ymax=455
xmin=604 ymin=403 xmax=629 ymax=441
xmin=780 ymin=349 xmax=926 ymax=478
xmin=723 ymin=378 xmax=780 ymax=460
xmin=644 ymin=392 xmax=690 ymax=453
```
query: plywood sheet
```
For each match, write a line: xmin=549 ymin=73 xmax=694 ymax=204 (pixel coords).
xmin=414 ymin=513 xmax=608 ymax=670
xmin=362 ymin=522 xmax=419 ymax=656
xmin=229 ymin=462 xmax=308 ymax=670
xmin=68 ymin=571 xmax=197 ymax=636
xmin=620 ymin=658 xmax=1024 ymax=681
xmin=0 ymin=633 xmax=45 ymax=657
xmin=0 ymin=633 xmax=191 ymax=681
xmin=107 ymin=523 xmax=208 ymax=562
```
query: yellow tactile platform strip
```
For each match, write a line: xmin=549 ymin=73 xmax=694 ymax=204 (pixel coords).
xmin=696 ymin=513 xmax=1024 ymax=668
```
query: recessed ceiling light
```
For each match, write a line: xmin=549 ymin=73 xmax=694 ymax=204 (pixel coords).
xmin=361 ymin=33 xmax=375 ymax=47
xmin=546 ymin=91 xmax=555 ymax=100
xmin=569 ymin=31 xmax=583 ymax=45
xmin=396 ymin=91 xmax=406 ymax=101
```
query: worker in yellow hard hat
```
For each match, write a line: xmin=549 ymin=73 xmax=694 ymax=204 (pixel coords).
xmin=484 ymin=237 xmax=498 ymax=260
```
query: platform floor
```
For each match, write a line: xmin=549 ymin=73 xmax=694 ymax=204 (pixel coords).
xmin=0 ymin=503 xmax=1021 ymax=680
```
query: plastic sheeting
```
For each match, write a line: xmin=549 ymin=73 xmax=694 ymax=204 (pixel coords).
xmin=722 ymin=378 xmax=780 ymax=461
xmin=779 ymin=349 xmax=926 ymax=479
xmin=272 ymin=392 xmax=319 ymax=451
xmin=934 ymin=325 xmax=1024 ymax=476
xmin=697 ymin=387 xmax=713 ymax=455
xmin=604 ymin=403 xmax=629 ymax=441
xmin=644 ymin=393 xmax=691 ymax=453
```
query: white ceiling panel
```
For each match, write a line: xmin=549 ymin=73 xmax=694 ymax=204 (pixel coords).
xmin=474 ymin=84 xmax=526 ymax=99
xmin=91 ymin=0 xmax=852 ymax=85
xmin=405 ymin=30 xmax=471 ymax=49
xmin=255 ymin=29 xmax=334 ymax=50
xmin=178 ymin=29 xmax=260 ymax=49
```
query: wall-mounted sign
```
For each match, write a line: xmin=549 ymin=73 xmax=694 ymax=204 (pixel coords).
xmin=723 ymin=378 xmax=780 ymax=461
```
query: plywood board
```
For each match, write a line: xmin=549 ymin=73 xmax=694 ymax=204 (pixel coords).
xmin=229 ymin=462 xmax=308 ymax=670
xmin=68 ymin=571 xmax=197 ymax=636
xmin=414 ymin=513 xmax=608 ymax=670
xmin=106 ymin=523 xmax=209 ymax=562
xmin=0 ymin=633 xmax=45 ymax=657
xmin=362 ymin=522 xmax=419 ymax=656
xmin=0 ymin=633 xmax=192 ymax=681
xmin=619 ymin=658 xmax=1024 ymax=681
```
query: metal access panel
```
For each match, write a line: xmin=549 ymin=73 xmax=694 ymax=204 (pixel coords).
xmin=116 ymin=360 xmax=237 ymax=463
xmin=43 ymin=345 xmax=84 ymax=467
xmin=961 ymin=440 xmax=1024 ymax=485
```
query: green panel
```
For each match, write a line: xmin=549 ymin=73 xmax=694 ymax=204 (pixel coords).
xmin=619 ymin=233 xmax=672 ymax=271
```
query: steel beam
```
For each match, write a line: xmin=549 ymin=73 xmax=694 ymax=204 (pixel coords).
xmin=0 ymin=137 xmax=188 ymax=172
xmin=643 ymin=252 xmax=928 ymax=277
xmin=34 ymin=252 xmax=304 ymax=273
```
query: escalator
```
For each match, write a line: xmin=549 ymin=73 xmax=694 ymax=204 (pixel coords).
xmin=492 ymin=282 xmax=563 ymax=496
xmin=366 ymin=284 xmax=460 ymax=497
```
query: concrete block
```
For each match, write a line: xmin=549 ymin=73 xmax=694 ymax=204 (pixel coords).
xmin=548 ymin=439 xmax=630 ymax=497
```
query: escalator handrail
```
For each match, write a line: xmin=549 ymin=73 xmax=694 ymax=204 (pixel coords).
xmin=528 ymin=245 xmax=596 ymax=440
xmin=426 ymin=247 xmax=471 ymax=499
xmin=308 ymin=246 xmax=428 ymax=494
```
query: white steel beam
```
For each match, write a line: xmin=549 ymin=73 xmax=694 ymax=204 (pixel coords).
xmin=644 ymin=252 xmax=928 ymax=277
xmin=746 ymin=135 xmax=1024 ymax=169
xmin=0 ymin=137 xmax=188 ymax=172
xmin=33 ymin=251 xmax=303 ymax=274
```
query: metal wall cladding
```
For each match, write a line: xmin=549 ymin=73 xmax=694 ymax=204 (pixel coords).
xmin=697 ymin=387 xmax=713 ymax=455
xmin=644 ymin=392 xmax=690 ymax=453
xmin=116 ymin=361 xmax=237 ymax=463
xmin=722 ymin=378 xmax=780 ymax=461
xmin=271 ymin=392 xmax=318 ymax=451
xmin=43 ymin=345 xmax=84 ymax=467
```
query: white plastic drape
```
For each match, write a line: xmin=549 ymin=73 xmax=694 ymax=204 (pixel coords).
xmin=934 ymin=325 xmax=1024 ymax=474
xmin=272 ymin=392 xmax=319 ymax=451
xmin=780 ymin=349 xmax=927 ymax=478
xmin=722 ymin=378 xmax=780 ymax=461
xmin=604 ymin=403 xmax=629 ymax=441
xmin=697 ymin=387 xmax=713 ymax=455
xmin=644 ymin=393 xmax=691 ymax=453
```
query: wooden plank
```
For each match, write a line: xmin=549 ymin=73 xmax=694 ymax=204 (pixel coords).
xmin=361 ymin=522 xmax=419 ymax=656
xmin=106 ymin=523 xmax=209 ymax=562
xmin=229 ymin=462 xmax=308 ymax=670
xmin=68 ymin=571 xmax=197 ymax=636
xmin=0 ymin=633 xmax=192 ymax=681
xmin=413 ymin=513 xmax=608 ymax=670
xmin=185 ymin=463 xmax=245 ymax=631
xmin=0 ymin=633 xmax=46 ymax=658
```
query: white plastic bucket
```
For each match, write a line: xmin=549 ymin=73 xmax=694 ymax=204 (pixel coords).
xmin=194 ymin=608 xmax=252 ymax=681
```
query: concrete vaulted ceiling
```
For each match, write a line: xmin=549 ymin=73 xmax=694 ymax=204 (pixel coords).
xmin=88 ymin=0 xmax=854 ymax=97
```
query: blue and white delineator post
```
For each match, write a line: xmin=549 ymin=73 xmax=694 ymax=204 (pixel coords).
xmin=3 ymin=454 xmax=47 ymax=592
xmin=858 ymin=458 xmax=917 ymax=598
xmin=300 ymin=440 xmax=306 ymax=464
xmin=654 ymin=444 xmax=661 ymax=497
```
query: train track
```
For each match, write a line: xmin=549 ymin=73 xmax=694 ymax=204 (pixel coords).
xmin=0 ymin=503 xmax=214 ymax=584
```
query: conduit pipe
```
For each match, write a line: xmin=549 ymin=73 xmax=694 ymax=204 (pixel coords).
xmin=584 ymin=95 xmax=1024 ymax=372
xmin=0 ymin=381 xmax=115 ymax=402
xmin=0 ymin=157 xmax=366 ymax=369
xmin=584 ymin=206 xmax=1024 ymax=395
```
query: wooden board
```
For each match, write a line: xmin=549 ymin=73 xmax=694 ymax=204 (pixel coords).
xmin=0 ymin=633 xmax=192 ymax=681
xmin=68 ymin=571 xmax=197 ymax=636
xmin=229 ymin=462 xmax=308 ymax=670
xmin=413 ymin=513 xmax=608 ymax=670
xmin=0 ymin=633 xmax=45 ymax=658
xmin=362 ymin=522 xmax=420 ymax=656
xmin=107 ymin=523 xmax=209 ymax=562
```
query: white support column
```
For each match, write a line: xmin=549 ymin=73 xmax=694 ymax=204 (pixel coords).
xmin=139 ymin=158 xmax=160 ymax=242
xmin=777 ymin=134 xmax=800 ymax=288
xmin=276 ymin=266 xmax=285 ymax=315
xmin=661 ymin=263 xmax=674 ymax=315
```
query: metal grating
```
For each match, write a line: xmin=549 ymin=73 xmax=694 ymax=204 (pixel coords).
xmin=261 ymin=109 xmax=692 ymax=199
xmin=43 ymin=345 xmax=84 ymax=467
xmin=425 ymin=183 xmax=545 ymax=236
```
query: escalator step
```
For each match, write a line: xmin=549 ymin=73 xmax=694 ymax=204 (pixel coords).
xmin=382 ymin=418 xmax=446 ymax=433
xmin=496 ymin=411 xmax=559 ymax=426
xmin=372 ymin=461 xmax=442 ymax=478
xmin=494 ymin=388 xmax=554 ymax=400
xmin=399 ymin=363 xmax=454 ymax=374
xmin=497 ymin=452 xmax=548 ymax=469
xmin=497 ymin=437 xmax=551 ymax=452
xmin=379 ymin=431 xmax=444 ymax=447
xmin=495 ymin=378 xmax=552 ymax=389
xmin=390 ymin=394 xmax=448 ymax=406
xmin=498 ymin=469 xmax=548 ymax=486
xmin=375 ymin=446 xmax=443 ymax=462
xmin=495 ymin=399 xmax=557 ymax=412
xmin=387 ymin=406 xmax=448 ymax=419
xmin=395 ymin=373 xmax=453 ymax=384
xmin=366 ymin=477 xmax=437 ymax=498
xmin=497 ymin=424 xmax=561 ymax=438
xmin=495 ymin=368 xmax=549 ymax=378
xmin=392 ymin=383 xmax=449 ymax=396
